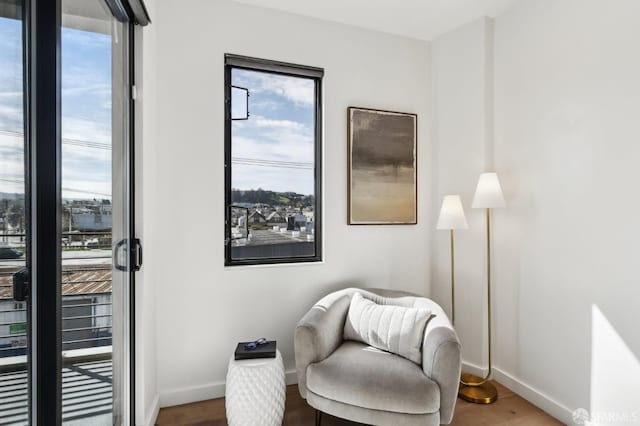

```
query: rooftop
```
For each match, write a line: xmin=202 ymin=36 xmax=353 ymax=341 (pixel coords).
xmin=0 ymin=265 xmax=111 ymax=300
xmin=232 ymin=228 xmax=314 ymax=247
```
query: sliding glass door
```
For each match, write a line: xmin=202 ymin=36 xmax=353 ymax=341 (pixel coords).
xmin=0 ymin=0 xmax=141 ymax=424
xmin=61 ymin=1 xmax=132 ymax=424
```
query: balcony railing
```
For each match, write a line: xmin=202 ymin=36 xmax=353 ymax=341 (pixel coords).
xmin=0 ymin=232 xmax=114 ymax=365
xmin=0 ymin=232 xmax=115 ymax=423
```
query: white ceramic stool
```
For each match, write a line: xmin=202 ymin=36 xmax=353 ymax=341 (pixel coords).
xmin=226 ymin=349 xmax=286 ymax=426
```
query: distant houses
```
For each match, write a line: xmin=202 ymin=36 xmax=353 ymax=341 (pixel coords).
xmin=248 ymin=210 xmax=266 ymax=224
xmin=72 ymin=212 xmax=112 ymax=231
xmin=229 ymin=200 xmax=315 ymax=235
xmin=266 ymin=211 xmax=286 ymax=224
xmin=66 ymin=199 xmax=113 ymax=232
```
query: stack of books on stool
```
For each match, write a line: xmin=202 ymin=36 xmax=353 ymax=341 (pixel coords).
xmin=234 ymin=338 xmax=277 ymax=360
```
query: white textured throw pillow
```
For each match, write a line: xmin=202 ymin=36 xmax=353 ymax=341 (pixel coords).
xmin=343 ymin=292 xmax=432 ymax=364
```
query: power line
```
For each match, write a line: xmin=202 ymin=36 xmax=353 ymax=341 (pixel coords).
xmin=0 ymin=178 xmax=111 ymax=198
xmin=0 ymin=130 xmax=111 ymax=150
xmin=233 ymin=157 xmax=312 ymax=167
xmin=232 ymin=157 xmax=313 ymax=170
xmin=0 ymin=130 xmax=112 ymax=196
xmin=63 ymin=138 xmax=110 ymax=150
xmin=232 ymin=161 xmax=312 ymax=170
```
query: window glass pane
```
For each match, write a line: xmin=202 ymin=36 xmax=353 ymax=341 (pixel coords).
xmin=0 ymin=3 xmax=28 ymax=424
xmin=60 ymin=1 xmax=130 ymax=423
xmin=230 ymin=68 xmax=317 ymax=261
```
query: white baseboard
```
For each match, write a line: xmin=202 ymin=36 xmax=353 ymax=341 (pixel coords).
xmin=158 ymin=369 xmax=298 ymax=409
xmin=285 ymin=369 xmax=298 ymax=386
xmin=461 ymin=359 xmax=486 ymax=378
xmin=461 ymin=361 xmax=574 ymax=425
xmin=143 ymin=394 xmax=160 ymax=426
xmin=155 ymin=363 xmax=575 ymax=425
xmin=159 ymin=381 xmax=226 ymax=408
xmin=492 ymin=367 xmax=574 ymax=425
xmin=152 ymin=361 xmax=578 ymax=426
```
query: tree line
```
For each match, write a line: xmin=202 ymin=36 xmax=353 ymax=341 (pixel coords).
xmin=231 ymin=189 xmax=314 ymax=208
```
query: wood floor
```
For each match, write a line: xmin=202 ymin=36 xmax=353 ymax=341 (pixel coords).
xmin=156 ymin=382 xmax=564 ymax=426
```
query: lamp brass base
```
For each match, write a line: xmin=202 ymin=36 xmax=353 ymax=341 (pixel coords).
xmin=460 ymin=372 xmax=485 ymax=386
xmin=458 ymin=374 xmax=498 ymax=404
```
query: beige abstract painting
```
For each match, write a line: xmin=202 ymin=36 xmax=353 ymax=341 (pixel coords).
xmin=348 ymin=107 xmax=417 ymax=225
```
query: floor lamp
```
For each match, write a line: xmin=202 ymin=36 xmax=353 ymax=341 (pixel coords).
xmin=436 ymin=195 xmax=468 ymax=325
xmin=458 ymin=172 xmax=505 ymax=404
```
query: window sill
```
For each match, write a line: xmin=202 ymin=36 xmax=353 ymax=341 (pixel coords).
xmin=224 ymin=259 xmax=325 ymax=271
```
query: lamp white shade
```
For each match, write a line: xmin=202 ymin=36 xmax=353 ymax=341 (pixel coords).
xmin=436 ymin=195 xmax=469 ymax=230
xmin=472 ymin=172 xmax=505 ymax=209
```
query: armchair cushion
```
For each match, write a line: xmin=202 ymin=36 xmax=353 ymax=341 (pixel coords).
xmin=344 ymin=292 xmax=432 ymax=364
xmin=306 ymin=341 xmax=440 ymax=415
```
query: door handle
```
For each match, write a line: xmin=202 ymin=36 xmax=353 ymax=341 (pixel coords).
xmin=132 ymin=238 xmax=142 ymax=271
xmin=114 ymin=238 xmax=143 ymax=272
xmin=114 ymin=239 xmax=128 ymax=271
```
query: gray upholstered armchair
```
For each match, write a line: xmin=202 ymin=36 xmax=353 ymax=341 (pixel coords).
xmin=295 ymin=288 xmax=461 ymax=426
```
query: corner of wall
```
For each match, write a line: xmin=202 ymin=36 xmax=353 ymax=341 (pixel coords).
xmin=430 ymin=16 xmax=496 ymax=369
xmin=143 ymin=394 xmax=160 ymax=426
xmin=482 ymin=17 xmax=495 ymax=171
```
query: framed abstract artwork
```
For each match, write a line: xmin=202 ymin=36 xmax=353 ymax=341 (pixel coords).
xmin=347 ymin=107 xmax=417 ymax=225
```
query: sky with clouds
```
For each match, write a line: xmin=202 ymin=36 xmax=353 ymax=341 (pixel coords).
xmin=0 ymin=16 xmax=316 ymax=199
xmin=232 ymin=68 xmax=316 ymax=196
xmin=0 ymin=16 xmax=112 ymax=199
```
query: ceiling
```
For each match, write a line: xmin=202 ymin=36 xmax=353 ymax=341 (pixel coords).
xmin=232 ymin=0 xmax=518 ymax=41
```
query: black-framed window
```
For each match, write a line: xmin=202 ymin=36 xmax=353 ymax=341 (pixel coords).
xmin=224 ymin=54 xmax=323 ymax=266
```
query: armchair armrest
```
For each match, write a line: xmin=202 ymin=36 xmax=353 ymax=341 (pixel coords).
xmin=422 ymin=313 xmax=461 ymax=424
xmin=294 ymin=289 xmax=353 ymax=399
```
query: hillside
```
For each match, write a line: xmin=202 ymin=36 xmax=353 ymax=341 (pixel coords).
xmin=231 ymin=189 xmax=314 ymax=208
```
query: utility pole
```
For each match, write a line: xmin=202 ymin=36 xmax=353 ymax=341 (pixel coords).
xmin=2 ymin=199 xmax=7 ymax=243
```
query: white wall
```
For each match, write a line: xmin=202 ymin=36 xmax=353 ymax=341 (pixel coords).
xmin=432 ymin=1 xmax=640 ymax=423
xmin=143 ymin=1 xmax=640 ymax=422
xmin=493 ymin=0 xmax=640 ymax=421
xmin=145 ymin=0 xmax=432 ymax=409
xmin=431 ymin=17 xmax=493 ymax=371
